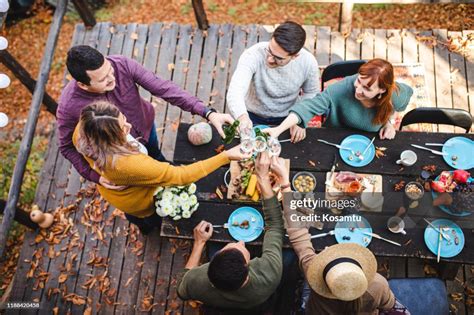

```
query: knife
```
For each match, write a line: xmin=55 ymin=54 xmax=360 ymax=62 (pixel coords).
xmin=363 ymin=232 xmax=401 ymax=246
xmin=411 ymin=144 xmax=448 ymax=156
xmin=437 ymin=226 xmax=443 ymax=262
xmin=325 ymin=154 xmax=337 ymax=186
xmin=318 ymin=139 xmax=355 ymax=154
xmin=311 ymin=230 xmax=335 ymax=239
xmin=423 ymin=218 xmax=450 ymax=241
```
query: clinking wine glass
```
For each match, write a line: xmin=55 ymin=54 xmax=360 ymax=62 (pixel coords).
xmin=240 ymin=138 xmax=255 ymax=154
xmin=268 ymin=137 xmax=281 ymax=157
xmin=254 ymin=136 xmax=268 ymax=153
xmin=239 ymin=126 xmax=254 ymax=141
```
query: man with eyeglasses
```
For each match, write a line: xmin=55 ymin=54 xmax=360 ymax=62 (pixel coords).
xmin=227 ymin=21 xmax=320 ymax=142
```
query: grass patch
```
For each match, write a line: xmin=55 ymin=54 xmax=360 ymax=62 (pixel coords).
xmin=180 ymin=2 xmax=192 ymax=15
xmin=228 ymin=7 xmax=238 ymax=17
xmin=0 ymin=136 xmax=48 ymax=207
xmin=254 ymin=3 xmax=269 ymax=14
xmin=94 ymin=8 xmax=113 ymax=21
xmin=304 ymin=12 xmax=326 ymax=25
xmin=353 ymin=4 xmax=393 ymax=12
xmin=207 ymin=1 xmax=219 ymax=13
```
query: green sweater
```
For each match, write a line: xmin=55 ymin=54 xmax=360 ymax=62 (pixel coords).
xmin=176 ymin=196 xmax=284 ymax=309
xmin=291 ymin=74 xmax=413 ymax=132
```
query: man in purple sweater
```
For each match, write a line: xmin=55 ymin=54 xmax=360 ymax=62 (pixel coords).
xmin=58 ymin=45 xmax=233 ymax=192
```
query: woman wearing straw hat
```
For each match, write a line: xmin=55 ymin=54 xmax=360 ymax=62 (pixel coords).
xmin=284 ymin=206 xmax=410 ymax=314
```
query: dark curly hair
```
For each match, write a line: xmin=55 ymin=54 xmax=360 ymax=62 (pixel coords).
xmin=208 ymin=248 xmax=248 ymax=291
xmin=272 ymin=21 xmax=306 ymax=55
xmin=66 ymin=45 xmax=105 ymax=85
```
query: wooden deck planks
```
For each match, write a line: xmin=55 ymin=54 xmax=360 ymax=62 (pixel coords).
xmin=448 ymin=30 xmax=470 ymax=134
xmin=159 ymin=24 xmax=193 ymax=160
xmin=9 ymin=24 xmax=474 ymax=315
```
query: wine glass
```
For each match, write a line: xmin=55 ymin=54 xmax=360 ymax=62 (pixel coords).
xmin=268 ymin=137 xmax=281 ymax=157
xmin=240 ymin=138 xmax=255 ymax=154
xmin=254 ymin=136 xmax=268 ymax=153
xmin=239 ymin=126 xmax=254 ymax=142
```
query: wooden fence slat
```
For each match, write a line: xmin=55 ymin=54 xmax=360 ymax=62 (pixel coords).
xmin=448 ymin=31 xmax=470 ymax=134
xmin=302 ymin=25 xmax=316 ymax=55
xmin=135 ymin=231 xmax=162 ymax=314
xmin=246 ymin=24 xmax=259 ymax=47
xmin=210 ymin=24 xmax=233 ymax=114
xmin=374 ymin=29 xmax=387 ymax=59
xmin=151 ymin=239 xmax=175 ymax=315
xmin=464 ymin=31 xmax=474 ymax=126
xmin=402 ymin=29 xmax=418 ymax=63
xmin=387 ymin=29 xmax=402 ymax=63
xmin=158 ymin=24 xmax=193 ymax=160
xmin=360 ymin=29 xmax=374 ymax=60
xmin=433 ymin=29 xmax=454 ymax=133
xmin=196 ymin=25 xmax=220 ymax=111
xmin=330 ymin=30 xmax=344 ymax=62
xmin=181 ymin=27 xmax=204 ymax=124
xmin=154 ymin=23 xmax=180 ymax=151
xmin=315 ymin=26 xmax=331 ymax=66
xmin=139 ymin=23 xmax=164 ymax=102
xmin=346 ymin=28 xmax=361 ymax=60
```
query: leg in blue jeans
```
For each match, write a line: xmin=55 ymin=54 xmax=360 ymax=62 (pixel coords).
xmin=248 ymin=112 xmax=286 ymax=126
xmin=146 ymin=122 xmax=167 ymax=162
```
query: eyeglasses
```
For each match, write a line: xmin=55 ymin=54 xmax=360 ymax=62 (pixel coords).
xmin=264 ymin=46 xmax=290 ymax=64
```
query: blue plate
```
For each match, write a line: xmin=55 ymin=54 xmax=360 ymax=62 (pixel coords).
xmin=442 ymin=137 xmax=474 ymax=170
xmin=431 ymin=172 xmax=472 ymax=217
xmin=424 ymin=219 xmax=464 ymax=258
xmin=339 ymin=135 xmax=376 ymax=167
xmin=253 ymin=125 xmax=269 ymax=131
xmin=227 ymin=207 xmax=264 ymax=242
xmin=335 ymin=214 xmax=372 ymax=247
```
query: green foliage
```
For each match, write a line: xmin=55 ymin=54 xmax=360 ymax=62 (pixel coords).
xmin=207 ymin=1 xmax=219 ymax=13
xmin=95 ymin=8 xmax=113 ymax=21
xmin=254 ymin=3 xmax=269 ymax=14
xmin=228 ymin=7 xmax=238 ymax=17
xmin=353 ymin=4 xmax=393 ymax=12
xmin=180 ymin=2 xmax=192 ymax=15
xmin=0 ymin=137 xmax=47 ymax=207
xmin=304 ymin=11 xmax=325 ymax=25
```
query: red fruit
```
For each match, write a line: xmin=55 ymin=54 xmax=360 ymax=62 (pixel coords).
xmin=453 ymin=170 xmax=470 ymax=184
xmin=431 ymin=180 xmax=446 ymax=193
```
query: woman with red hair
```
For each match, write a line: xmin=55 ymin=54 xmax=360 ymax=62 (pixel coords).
xmin=267 ymin=58 xmax=413 ymax=141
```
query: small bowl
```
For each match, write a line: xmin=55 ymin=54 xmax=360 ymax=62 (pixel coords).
xmin=405 ymin=181 xmax=425 ymax=201
xmin=292 ymin=171 xmax=317 ymax=193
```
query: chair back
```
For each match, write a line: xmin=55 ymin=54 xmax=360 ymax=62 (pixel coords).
xmin=388 ymin=278 xmax=449 ymax=315
xmin=321 ymin=60 xmax=367 ymax=90
xmin=400 ymin=107 xmax=473 ymax=133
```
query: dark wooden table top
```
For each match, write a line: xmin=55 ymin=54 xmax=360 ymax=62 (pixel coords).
xmin=162 ymin=123 xmax=474 ymax=264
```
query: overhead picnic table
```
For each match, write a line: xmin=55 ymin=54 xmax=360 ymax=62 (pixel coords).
xmin=161 ymin=123 xmax=474 ymax=278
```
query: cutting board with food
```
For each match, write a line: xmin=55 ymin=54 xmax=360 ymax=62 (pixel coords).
xmin=227 ymin=159 xmax=290 ymax=202
xmin=325 ymin=171 xmax=384 ymax=212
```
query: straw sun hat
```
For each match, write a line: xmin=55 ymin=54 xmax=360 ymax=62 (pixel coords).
xmin=306 ymin=243 xmax=377 ymax=301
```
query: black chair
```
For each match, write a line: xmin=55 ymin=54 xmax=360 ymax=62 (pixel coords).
xmin=321 ymin=60 xmax=367 ymax=91
xmin=399 ymin=107 xmax=473 ymax=133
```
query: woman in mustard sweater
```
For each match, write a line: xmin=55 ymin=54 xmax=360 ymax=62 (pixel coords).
xmin=73 ymin=101 xmax=250 ymax=234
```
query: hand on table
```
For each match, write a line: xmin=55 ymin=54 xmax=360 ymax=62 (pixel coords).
xmin=193 ymin=220 xmax=213 ymax=246
xmin=290 ymin=125 xmax=306 ymax=143
xmin=379 ymin=122 xmax=396 ymax=140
